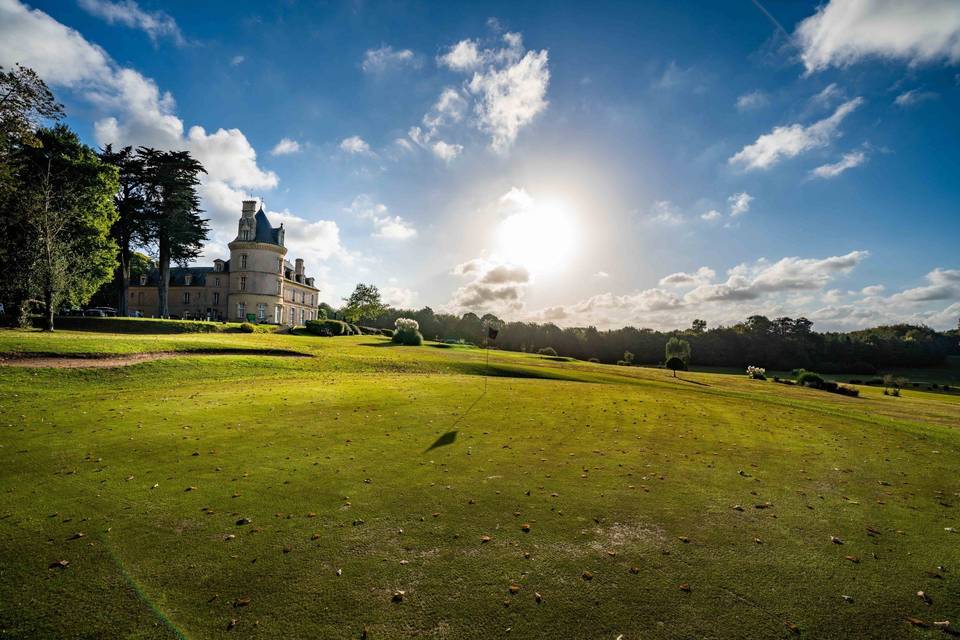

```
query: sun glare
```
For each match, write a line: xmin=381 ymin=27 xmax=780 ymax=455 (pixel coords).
xmin=496 ymin=197 xmax=578 ymax=275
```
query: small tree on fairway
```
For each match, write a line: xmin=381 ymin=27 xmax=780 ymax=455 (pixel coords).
xmin=341 ymin=283 xmax=387 ymax=324
xmin=665 ymin=337 xmax=691 ymax=365
xmin=665 ymin=356 xmax=686 ymax=377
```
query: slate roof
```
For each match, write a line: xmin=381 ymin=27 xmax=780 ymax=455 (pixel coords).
xmin=254 ymin=208 xmax=283 ymax=245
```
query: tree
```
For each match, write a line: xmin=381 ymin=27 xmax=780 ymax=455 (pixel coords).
xmin=691 ymin=318 xmax=707 ymax=334
xmin=0 ymin=64 xmax=64 ymax=320
xmin=665 ymin=336 xmax=691 ymax=365
xmin=622 ymin=350 xmax=634 ymax=365
xmin=341 ymin=283 xmax=386 ymax=323
xmin=139 ymin=148 xmax=208 ymax=317
xmin=665 ymin=356 xmax=687 ymax=377
xmin=98 ymin=145 xmax=147 ymax=316
xmin=12 ymin=126 xmax=118 ymax=329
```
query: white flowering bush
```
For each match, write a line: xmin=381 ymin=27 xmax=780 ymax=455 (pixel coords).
xmin=746 ymin=365 xmax=766 ymax=380
xmin=395 ymin=318 xmax=419 ymax=332
xmin=393 ymin=317 xmax=423 ymax=346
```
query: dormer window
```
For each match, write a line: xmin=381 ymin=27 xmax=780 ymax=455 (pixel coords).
xmin=184 ymin=274 xmax=193 ymax=286
xmin=139 ymin=274 xmax=147 ymax=286
xmin=214 ymin=261 xmax=222 ymax=272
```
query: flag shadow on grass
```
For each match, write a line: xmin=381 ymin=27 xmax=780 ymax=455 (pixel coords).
xmin=425 ymin=430 xmax=458 ymax=452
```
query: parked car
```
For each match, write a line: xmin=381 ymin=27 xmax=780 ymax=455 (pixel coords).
xmin=83 ymin=308 xmax=107 ymax=317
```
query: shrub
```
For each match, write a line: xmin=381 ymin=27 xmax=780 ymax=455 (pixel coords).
xmin=392 ymin=317 xmax=423 ymax=346
xmin=796 ymin=370 xmax=824 ymax=388
xmin=821 ymin=380 xmax=838 ymax=392
xmin=891 ymin=388 xmax=901 ymax=397
xmin=304 ymin=319 xmax=349 ymax=336
xmin=41 ymin=316 xmax=237 ymax=334
xmin=746 ymin=365 xmax=766 ymax=380
xmin=835 ymin=385 xmax=860 ymax=397
xmin=588 ymin=357 xmax=600 ymax=363
xmin=538 ymin=346 xmax=557 ymax=356
xmin=240 ymin=322 xmax=257 ymax=333
xmin=380 ymin=328 xmax=395 ymax=337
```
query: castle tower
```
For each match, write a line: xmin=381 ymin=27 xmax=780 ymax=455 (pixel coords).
xmin=227 ymin=201 xmax=288 ymax=322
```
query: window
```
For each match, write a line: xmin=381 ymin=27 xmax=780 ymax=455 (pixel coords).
xmin=214 ymin=277 xmax=220 ymax=287
xmin=236 ymin=302 xmax=245 ymax=319
xmin=139 ymin=274 xmax=147 ymax=285
xmin=278 ymin=258 xmax=283 ymax=272
xmin=240 ymin=254 xmax=247 ymax=269
xmin=183 ymin=292 xmax=190 ymax=304
xmin=213 ymin=292 xmax=220 ymax=304
xmin=257 ymin=303 xmax=266 ymax=320
xmin=215 ymin=262 xmax=222 ymax=272
xmin=239 ymin=276 xmax=246 ymax=291
xmin=184 ymin=274 xmax=192 ymax=286
xmin=277 ymin=279 xmax=282 ymax=294
xmin=300 ymin=308 xmax=304 ymax=324
xmin=275 ymin=305 xmax=281 ymax=323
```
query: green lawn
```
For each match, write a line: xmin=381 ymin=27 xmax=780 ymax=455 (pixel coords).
xmin=1 ymin=329 xmax=958 ymax=639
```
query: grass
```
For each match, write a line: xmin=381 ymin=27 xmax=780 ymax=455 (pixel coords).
xmin=1 ymin=329 xmax=958 ymax=639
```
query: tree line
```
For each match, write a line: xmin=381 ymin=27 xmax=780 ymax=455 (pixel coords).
xmin=0 ymin=64 xmax=208 ymax=329
xmin=337 ymin=285 xmax=960 ymax=372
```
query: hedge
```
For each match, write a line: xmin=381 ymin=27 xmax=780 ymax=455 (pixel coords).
xmin=32 ymin=316 xmax=257 ymax=334
xmin=304 ymin=319 xmax=350 ymax=336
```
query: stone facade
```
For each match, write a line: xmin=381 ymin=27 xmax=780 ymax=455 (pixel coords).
xmin=128 ymin=200 xmax=321 ymax=324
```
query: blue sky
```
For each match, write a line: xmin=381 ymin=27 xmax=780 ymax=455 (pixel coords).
xmin=2 ymin=0 xmax=959 ymax=329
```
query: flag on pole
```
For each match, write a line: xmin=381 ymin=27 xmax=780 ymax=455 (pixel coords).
xmin=487 ymin=326 xmax=499 ymax=340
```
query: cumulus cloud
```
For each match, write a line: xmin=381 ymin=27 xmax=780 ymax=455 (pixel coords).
xmin=361 ymin=45 xmax=418 ymax=73
xmin=894 ymin=88 xmax=939 ymax=107
xmin=794 ymin=0 xmax=960 ymax=73
xmin=810 ymin=150 xmax=866 ymax=179
xmin=339 ymin=135 xmax=375 ymax=156
xmin=648 ymin=200 xmax=684 ymax=225
xmin=736 ymin=90 xmax=768 ymax=111
xmin=266 ymin=209 xmax=352 ymax=265
xmin=447 ymin=257 xmax=531 ymax=312
xmin=346 ymin=195 xmax=417 ymax=241
xmin=729 ymin=97 xmax=863 ymax=170
xmin=861 ymin=284 xmax=885 ymax=296
xmin=889 ymin=268 xmax=960 ymax=302
xmin=0 ymin=0 xmax=284 ymax=261
xmin=659 ymin=267 xmax=716 ymax=287
xmin=381 ymin=286 xmax=418 ymax=308
xmin=728 ymin=192 xmax=753 ymax=217
xmin=423 ymin=31 xmax=549 ymax=155
xmin=431 ymin=140 xmax=463 ymax=162
xmin=271 ymin=137 xmax=301 ymax=156
xmin=701 ymin=209 xmax=722 ymax=221
xmin=78 ymin=0 xmax=184 ymax=45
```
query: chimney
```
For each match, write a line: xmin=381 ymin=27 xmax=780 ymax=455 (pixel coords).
xmin=241 ymin=200 xmax=257 ymax=217
xmin=295 ymin=258 xmax=304 ymax=282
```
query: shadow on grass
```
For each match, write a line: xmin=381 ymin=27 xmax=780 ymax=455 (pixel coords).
xmin=675 ymin=376 xmax=709 ymax=387
xmin=425 ymin=430 xmax=458 ymax=452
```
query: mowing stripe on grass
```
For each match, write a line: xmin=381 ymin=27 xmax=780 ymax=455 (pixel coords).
xmin=102 ymin=540 xmax=189 ymax=640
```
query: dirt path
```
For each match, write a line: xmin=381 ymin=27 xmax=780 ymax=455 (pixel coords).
xmin=0 ymin=349 xmax=310 ymax=369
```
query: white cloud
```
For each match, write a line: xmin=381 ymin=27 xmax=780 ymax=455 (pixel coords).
xmin=648 ymin=200 xmax=684 ymax=225
xmin=339 ymin=135 xmax=375 ymax=156
xmin=894 ymin=88 xmax=939 ymax=107
xmin=266 ymin=209 xmax=352 ymax=265
xmin=438 ymin=39 xmax=483 ymax=71
xmin=810 ymin=82 xmax=844 ymax=107
xmin=423 ymin=87 xmax=467 ymax=129
xmin=430 ymin=32 xmax=549 ymax=154
xmin=810 ymin=150 xmax=866 ymax=179
xmin=822 ymin=288 xmax=845 ymax=303
xmin=430 ymin=140 xmax=463 ymax=162
xmin=361 ymin=45 xmax=418 ymax=73
xmin=230 ymin=55 xmax=245 ymax=66
xmin=594 ymin=270 xmax=610 ymax=278
xmin=889 ymin=268 xmax=960 ymax=302
xmin=346 ymin=195 xmax=417 ymax=241
xmin=701 ymin=209 xmax=721 ymax=221
xmin=861 ymin=284 xmax=885 ymax=296
xmin=736 ymin=90 xmax=768 ymax=111
xmin=729 ymin=97 xmax=863 ymax=170
xmin=447 ymin=257 xmax=531 ymax=312
xmin=271 ymin=137 xmax=301 ymax=156
xmin=78 ymin=0 xmax=184 ymax=45
xmin=728 ymin=192 xmax=753 ymax=217
xmin=795 ymin=0 xmax=960 ymax=73
xmin=659 ymin=267 xmax=716 ymax=287
xmin=382 ymin=286 xmax=417 ymax=308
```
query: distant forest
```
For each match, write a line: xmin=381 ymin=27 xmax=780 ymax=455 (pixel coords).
xmin=364 ymin=308 xmax=960 ymax=372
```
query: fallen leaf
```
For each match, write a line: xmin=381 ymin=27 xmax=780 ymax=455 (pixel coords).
xmin=534 ymin=592 xmax=543 ymax=603
xmin=679 ymin=583 xmax=691 ymax=592
xmin=831 ymin=535 xmax=844 ymax=544
xmin=392 ymin=590 xmax=405 ymax=602
xmin=48 ymin=559 xmax=69 ymax=569
xmin=918 ymin=590 xmax=932 ymax=605
xmin=521 ymin=523 xmax=531 ymax=532
xmin=480 ymin=535 xmax=492 ymax=543
xmin=68 ymin=532 xmax=85 ymax=540
xmin=906 ymin=617 xmax=928 ymax=628
xmin=581 ymin=571 xmax=593 ymax=581
xmin=629 ymin=566 xmax=640 ymax=574
xmin=233 ymin=596 xmax=250 ymax=608
xmin=785 ymin=621 xmax=800 ymax=635
xmin=509 ymin=584 xmax=520 ymax=594
xmin=845 ymin=555 xmax=859 ymax=564
xmin=226 ymin=619 xmax=237 ymax=631
xmin=236 ymin=517 xmax=251 ymax=525
xmin=841 ymin=595 xmax=854 ymax=603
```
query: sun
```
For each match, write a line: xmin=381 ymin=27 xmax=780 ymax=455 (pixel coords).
xmin=495 ymin=197 xmax=578 ymax=275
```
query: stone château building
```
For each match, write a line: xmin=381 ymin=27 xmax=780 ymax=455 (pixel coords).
xmin=128 ymin=200 xmax=321 ymax=324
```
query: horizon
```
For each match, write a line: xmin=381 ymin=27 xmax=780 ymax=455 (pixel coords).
xmin=1 ymin=0 xmax=958 ymax=331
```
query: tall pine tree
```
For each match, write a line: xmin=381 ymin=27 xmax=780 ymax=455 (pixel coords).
xmin=98 ymin=145 xmax=147 ymax=316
